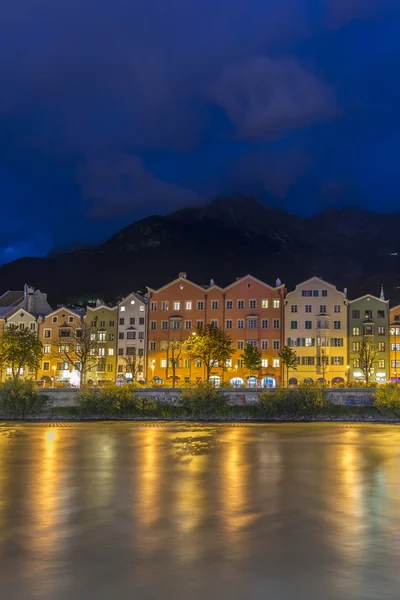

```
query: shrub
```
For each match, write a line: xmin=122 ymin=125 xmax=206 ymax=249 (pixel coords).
xmin=260 ymin=384 xmax=324 ymax=418
xmin=134 ymin=396 xmax=159 ymax=415
xmin=373 ymin=384 xmax=400 ymax=417
xmin=0 ymin=380 xmax=50 ymax=419
xmin=181 ymin=383 xmax=227 ymax=416
xmin=78 ymin=385 xmax=129 ymax=416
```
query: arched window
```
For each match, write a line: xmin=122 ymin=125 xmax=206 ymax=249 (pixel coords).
xmin=247 ymin=376 xmax=258 ymax=388
xmin=288 ymin=377 xmax=298 ymax=386
xmin=209 ymin=376 xmax=221 ymax=387
xmin=262 ymin=377 xmax=276 ymax=388
xmin=230 ymin=377 xmax=244 ymax=387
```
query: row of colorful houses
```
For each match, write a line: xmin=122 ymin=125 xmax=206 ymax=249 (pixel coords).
xmin=1 ymin=275 xmax=400 ymax=387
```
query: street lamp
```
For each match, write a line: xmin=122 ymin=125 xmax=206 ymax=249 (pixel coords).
xmin=346 ymin=364 xmax=350 ymax=386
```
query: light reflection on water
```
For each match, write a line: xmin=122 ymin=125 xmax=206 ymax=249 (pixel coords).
xmin=0 ymin=423 xmax=400 ymax=598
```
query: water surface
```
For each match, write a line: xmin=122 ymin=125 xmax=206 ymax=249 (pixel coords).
xmin=0 ymin=422 xmax=399 ymax=599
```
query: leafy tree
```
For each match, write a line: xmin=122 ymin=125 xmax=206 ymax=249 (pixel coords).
xmin=189 ymin=324 xmax=234 ymax=382
xmin=0 ymin=380 xmax=49 ymax=419
xmin=0 ymin=325 xmax=43 ymax=381
xmin=123 ymin=347 xmax=144 ymax=381
xmin=354 ymin=336 xmax=378 ymax=384
xmin=240 ymin=343 xmax=262 ymax=380
xmin=51 ymin=320 xmax=102 ymax=385
xmin=165 ymin=340 xmax=182 ymax=388
xmin=279 ymin=345 xmax=298 ymax=387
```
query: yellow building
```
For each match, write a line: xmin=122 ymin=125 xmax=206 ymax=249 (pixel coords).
xmin=86 ymin=303 xmax=118 ymax=385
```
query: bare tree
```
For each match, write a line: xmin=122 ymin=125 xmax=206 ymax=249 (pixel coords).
xmin=123 ymin=347 xmax=144 ymax=381
xmin=51 ymin=320 xmax=103 ymax=385
xmin=166 ymin=340 xmax=182 ymax=388
xmin=354 ymin=336 xmax=378 ymax=384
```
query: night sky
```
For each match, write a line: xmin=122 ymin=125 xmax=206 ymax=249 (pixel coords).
xmin=1 ymin=0 xmax=399 ymax=264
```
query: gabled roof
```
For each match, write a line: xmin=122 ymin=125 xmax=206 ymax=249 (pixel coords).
xmin=86 ymin=303 xmax=117 ymax=312
xmin=119 ymin=292 xmax=147 ymax=305
xmin=0 ymin=291 xmax=24 ymax=307
xmin=287 ymin=276 xmax=346 ymax=298
xmin=224 ymin=274 xmax=285 ymax=292
xmin=4 ymin=308 xmax=37 ymax=321
xmin=349 ymin=294 xmax=389 ymax=304
xmin=147 ymin=277 xmax=214 ymax=294
xmin=45 ymin=305 xmax=84 ymax=319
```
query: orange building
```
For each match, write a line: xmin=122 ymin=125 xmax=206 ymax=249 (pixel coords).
xmin=389 ymin=305 xmax=400 ymax=382
xmin=147 ymin=273 xmax=285 ymax=387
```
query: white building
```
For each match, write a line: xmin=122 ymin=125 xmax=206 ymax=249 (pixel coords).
xmin=117 ymin=293 xmax=147 ymax=382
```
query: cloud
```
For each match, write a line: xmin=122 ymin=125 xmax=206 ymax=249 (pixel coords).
xmin=209 ymin=56 xmax=338 ymax=141
xmin=78 ymin=154 xmax=202 ymax=218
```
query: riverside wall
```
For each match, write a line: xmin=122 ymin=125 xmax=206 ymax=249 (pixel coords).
xmin=39 ymin=387 xmax=375 ymax=407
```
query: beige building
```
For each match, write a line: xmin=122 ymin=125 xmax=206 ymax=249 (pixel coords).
xmin=284 ymin=277 xmax=348 ymax=385
xmin=0 ymin=308 xmax=40 ymax=380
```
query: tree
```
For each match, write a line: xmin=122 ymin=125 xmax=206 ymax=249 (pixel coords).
xmin=240 ymin=343 xmax=262 ymax=381
xmin=51 ymin=320 xmax=103 ymax=385
xmin=354 ymin=336 xmax=378 ymax=384
xmin=189 ymin=324 xmax=234 ymax=382
xmin=123 ymin=348 xmax=144 ymax=381
xmin=317 ymin=349 xmax=329 ymax=385
xmin=0 ymin=325 xmax=43 ymax=381
xmin=165 ymin=340 xmax=182 ymax=388
xmin=279 ymin=345 xmax=298 ymax=387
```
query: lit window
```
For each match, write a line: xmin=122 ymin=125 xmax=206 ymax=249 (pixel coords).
xmin=120 ymin=306 xmax=125 ymax=312
xmin=378 ymin=359 xmax=385 ymax=369
xmin=305 ymin=338 xmax=313 ymax=347
xmin=161 ymin=359 xmax=167 ymax=368
xmin=43 ymin=345 xmax=51 ymax=354
xmin=185 ymin=301 xmax=192 ymax=310
xmin=173 ymin=301 xmax=180 ymax=311
xmin=108 ymin=348 xmax=114 ymax=356
xmin=273 ymin=299 xmax=280 ymax=309
xmin=140 ymin=305 xmax=145 ymax=312
xmin=261 ymin=299 xmax=269 ymax=308
xmin=273 ymin=359 xmax=280 ymax=368
xmin=261 ymin=359 xmax=268 ymax=367
xmin=353 ymin=327 xmax=360 ymax=336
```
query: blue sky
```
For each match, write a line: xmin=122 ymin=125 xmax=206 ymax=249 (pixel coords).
xmin=0 ymin=0 xmax=399 ymax=263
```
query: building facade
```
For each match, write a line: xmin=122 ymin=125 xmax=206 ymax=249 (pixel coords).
xmin=0 ymin=284 xmax=52 ymax=319
xmin=147 ymin=273 xmax=285 ymax=387
xmin=348 ymin=294 xmax=389 ymax=383
xmin=284 ymin=277 xmax=348 ymax=385
xmin=117 ymin=293 xmax=147 ymax=383
xmin=389 ymin=305 xmax=400 ymax=382
xmin=86 ymin=303 xmax=118 ymax=385
xmin=0 ymin=308 xmax=40 ymax=380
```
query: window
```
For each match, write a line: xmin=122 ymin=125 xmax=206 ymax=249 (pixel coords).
xmin=378 ymin=359 xmax=385 ymax=369
xmin=184 ymin=358 xmax=191 ymax=368
xmin=119 ymin=318 xmax=125 ymax=326
xmin=290 ymin=321 xmax=298 ymax=329
xmin=173 ymin=301 xmax=180 ymax=311
xmin=118 ymin=365 xmax=124 ymax=373
xmin=161 ymin=320 xmax=168 ymax=330
xmin=107 ymin=348 xmax=114 ymax=356
xmin=226 ymin=320 xmax=233 ymax=329
xmin=107 ymin=364 xmax=113 ymax=372
xmin=171 ymin=320 xmax=181 ymax=330
xmin=237 ymin=359 xmax=244 ymax=368
xmin=334 ymin=321 xmax=341 ymax=330
xmin=352 ymin=310 xmax=360 ymax=319
xmin=18 ymin=322 xmax=24 ymax=330
xmin=98 ymin=332 xmax=106 ymax=341
xmin=44 ymin=329 xmax=51 ymax=339
xmin=273 ymin=299 xmax=280 ymax=309
xmin=130 ymin=317 xmax=135 ymax=325
xmin=57 ymin=362 xmax=68 ymax=371
xmin=262 ymin=299 xmax=269 ymax=308
xmin=237 ymin=319 xmax=244 ymax=329
xmin=273 ymin=358 xmax=280 ymax=368
xmin=90 ymin=333 xmax=96 ymax=341
xmin=197 ymin=301 xmax=204 ymax=310
xmin=43 ymin=345 xmax=50 ymax=354
xmin=392 ymin=343 xmax=400 ymax=351
xmin=237 ymin=340 xmax=244 ymax=350
xmin=150 ymin=341 xmax=156 ymax=351
xmin=305 ymin=338 xmax=314 ymax=347
xmin=302 ymin=357 xmax=315 ymax=366
xmin=52 ymin=316 xmax=58 ymax=323
xmin=378 ymin=342 xmax=385 ymax=352
xmin=127 ymin=331 xmax=136 ymax=340
xmin=305 ymin=305 xmax=312 ymax=313
xmin=91 ymin=320 xmax=97 ymax=327
xmin=352 ymin=342 xmax=360 ymax=352
xmin=378 ymin=326 xmax=385 ymax=335
xmin=211 ymin=300 xmax=219 ymax=310
xmin=118 ymin=348 xmax=124 ymax=355
xmin=161 ymin=359 xmax=167 ymax=368
xmin=365 ymin=310 xmax=372 ymax=319
xmin=120 ymin=306 xmax=125 ymax=312
xmin=291 ymin=305 xmax=298 ymax=313
xmin=139 ymin=317 xmax=145 ymax=325
xmin=365 ymin=325 xmax=373 ymax=335
xmin=260 ymin=358 xmax=268 ymax=368
xmin=331 ymin=338 xmax=343 ymax=347
xmin=109 ymin=321 xmax=115 ymax=327
xmin=185 ymin=320 xmax=192 ymax=330
xmin=247 ymin=318 xmax=258 ymax=329
xmin=210 ymin=319 xmax=218 ymax=327
xmin=247 ymin=340 xmax=258 ymax=348
xmin=161 ymin=301 xmax=169 ymax=311
xmin=119 ymin=333 xmax=124 ymax=340
xmin=261 ymin=340 xmax=268 ymax=350
xmin=353 ymin=327 xmax=360 ymax=336
xmin=185 ymin=301 xmax=192 ymax=310
xmin=30 ymin=322 xmax=36 ymax=330
xmin=138 ymin=348 xmax=144 ymax=357
xmin=317 ymin=320 xmax=329 ymax=329
xmin=196 ymin=320 xmax=204 ymax=329
xmin=59 ymin=329 xmax=70 ymax=338
xmin=43 ymin=361 xmax=50 ymax=371
xmin=331 ymin=356 xmax=344 ymax=365
xmin=196 ymin=359 xmax=202 ymax=368
xmin=237 ymin=300 xmax=244 ymax=309
xmin=273 ymin=319 xmax=280 ymax=328
xmin=320 ymin=305 xmax=327 ymax=314
xmin=150 ymin=301 xmax=157 ymax=311
xmin=261 ymin=319 xmax=268 ymax=328
xmin=321 ymin=290 xmax=327 ymax=297
xmin=140 ymin=306 xmax=145 ymax=312
xmin=392 ymin=327 xmax=400 ymax=336
xmin=334 ymin=305 xmax=341 ymax=313
xmin=249 ymin=299 xmax=256 ymax=309
xmin=150 ymin=321 xmax=157 ymax=330
xmin=99 ymin=320 xmax=105 ymax=327
xmin=305 ymin=321 xmax=312 ymax=330
xmin=273 ymin=340 xmax=280 ymax=350
xmin=302 ymin=290 xmax=312 ymax=297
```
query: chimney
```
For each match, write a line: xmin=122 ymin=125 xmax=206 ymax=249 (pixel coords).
xmin=179 ymin=272 xmax=187 ymax=279
xmin=24 ymin=284 xmax=35 ymax=313
xmin=276 ymin=278 xmax=282 ymax=287
xmin=344 ymin=287 xmax=348 ymax=298
xmin=210 ymin=278 xmax=215 ymax=286
xmin=96 ymin=299 xmax=103 ymax=307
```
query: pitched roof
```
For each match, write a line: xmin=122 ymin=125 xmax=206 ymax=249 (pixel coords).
xmin=0 ymin=291 xmax=24 ymax=307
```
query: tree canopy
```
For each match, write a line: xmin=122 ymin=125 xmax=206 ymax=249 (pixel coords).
xmin=0 ymin=325 xmax=43 ymax=381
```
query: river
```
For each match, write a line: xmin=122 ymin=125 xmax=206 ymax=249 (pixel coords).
xmin=0 ymin=422 xmax=399 ymax=599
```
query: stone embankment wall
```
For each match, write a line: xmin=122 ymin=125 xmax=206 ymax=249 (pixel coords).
xmin=40 ymin=387 xmax=375 ymax=407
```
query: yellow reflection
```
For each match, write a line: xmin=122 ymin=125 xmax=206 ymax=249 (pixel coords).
xmin=137 ymin=428 xmax=160 ymax=526
xmin=175 ymin=454 xmax=206 ymax=533
xmin=85 ymin=433 xmax=116 ymax=510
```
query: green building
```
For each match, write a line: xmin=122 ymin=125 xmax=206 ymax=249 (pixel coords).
xmin=348 ymin=289 xmax=389 ymax=383
xmin=86 ymin=303 xmax=118 ymax=384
